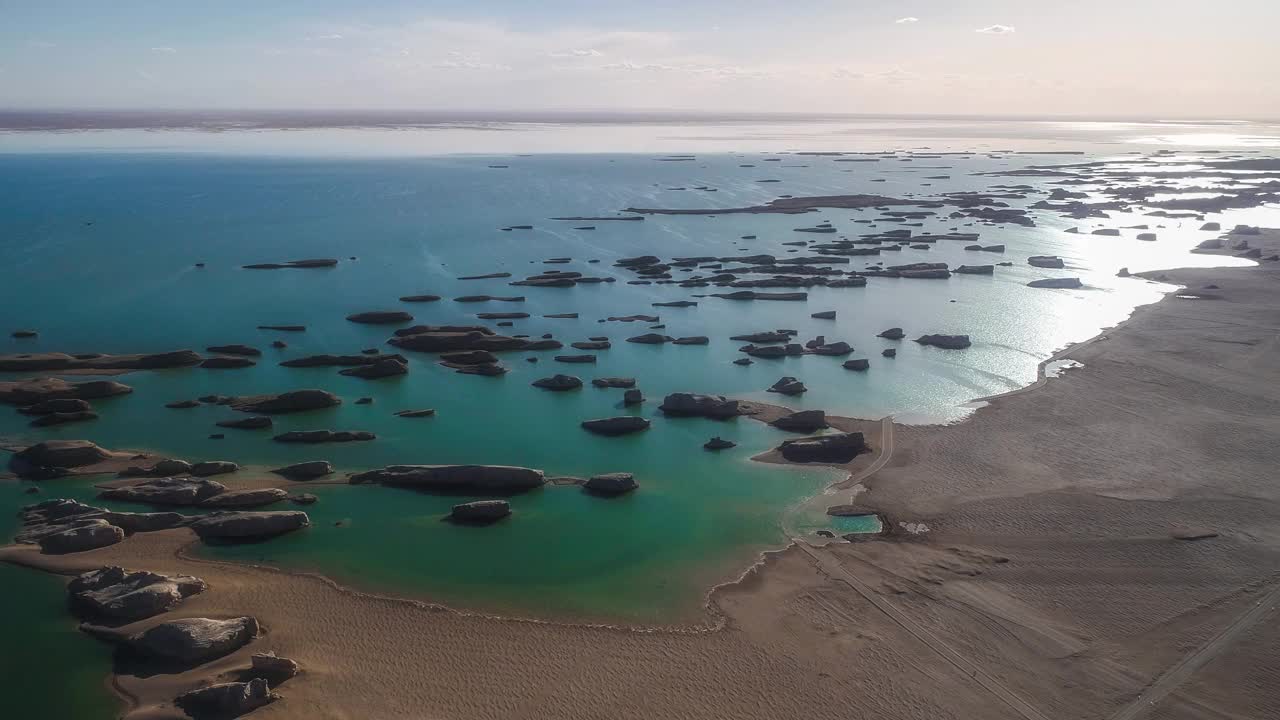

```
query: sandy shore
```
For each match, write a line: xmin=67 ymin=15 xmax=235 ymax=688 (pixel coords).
xmin=5 ymin=231 xmax=1280 ymax=719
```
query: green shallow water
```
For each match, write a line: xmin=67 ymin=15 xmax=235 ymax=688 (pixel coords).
xmin=0 ymin=482 xmax=119 ymax=720
xmin=0 ymin=144 xmax=1268 ymax=628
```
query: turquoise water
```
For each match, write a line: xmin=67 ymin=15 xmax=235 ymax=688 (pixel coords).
xmin=828 ymin=513 xmax=883 ymax=534
xmin=0 ymin=481 xmax=119 ymax=720
xmin=0 ymin=124 xmax=1272 ymax=719
xmin=0 ymin=145 xmax=1266 ymax=624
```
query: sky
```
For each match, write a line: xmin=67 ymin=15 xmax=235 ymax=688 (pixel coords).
xmin=0 ymin=0 xmax=1277 ymax=118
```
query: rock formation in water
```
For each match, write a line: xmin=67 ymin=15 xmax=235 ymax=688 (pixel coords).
xmin=101 ymin=478 xmax=228 ymax=506
xmin=778 ymin=432 xmax=867 ymax=463
xmin=349 ymin=465 xmax=546 ymax=492
xmin=915 ymin=334 xmax=972 ymax=349
xmin=270 ymin=461 xmax=333 ymax=480
xmin=450 ymin=500 xmax=512 ymax=524
xmin=770 ymin=410 xmax=828 ymax=432
xmin=188 ymin=511 xmax=310 ymax=540
xmin=580 ymin=416 xmax=651 ymax=436
xmin=532 ymin=374 xmax=582 ymax=391
xmin=0 ymin=350 xmax=201 ymax=372
xmin=0 ymin=377 xmax=133 ymax=405
xmin=584 ymin=473 xmax=638 ymax=496
xmin=230 ymin=390 xmax=341 ymax=414
xmin=659 ymin=393 xmax=741 ymax=419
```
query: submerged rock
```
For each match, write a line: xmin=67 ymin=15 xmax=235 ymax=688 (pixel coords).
xmin=216 ymin=416 xmax=273 ymax=430
xmin=338 ymin=358 xmax=408 ymax=379
xmin=450 ymin=500 xmax=511 ymax=524
xmin=1027 ymin=277 xmax=1083 ymax=289
xmin=591 ymin=377 xmax=636 ymax=388
xmin=30 ymin=410 xmax=99 ymax=427
xmin=270 ymin=461 xmax=333 ymax=480
xmin=273 ymin=430 xmax=375 ymax=444
xmin=18 ymin=398 xmax=92 ymax=415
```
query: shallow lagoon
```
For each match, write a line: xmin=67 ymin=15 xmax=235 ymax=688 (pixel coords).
xmin=0 ymin=124 xmax=1272 ymax=717
xmin=0 ymin=148 xmax=1265 ymax=621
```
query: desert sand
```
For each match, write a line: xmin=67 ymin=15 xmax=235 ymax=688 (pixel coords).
xmin=4 ymin=231 xmax=1279 ymax=720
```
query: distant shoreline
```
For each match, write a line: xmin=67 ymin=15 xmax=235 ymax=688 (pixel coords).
xmin=1 ymin=109 xmax=1275 ymax=132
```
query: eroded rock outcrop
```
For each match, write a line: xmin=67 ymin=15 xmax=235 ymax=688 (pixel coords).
xmin=270 ymin=461 xmax=333 ymax=480
xmin=0 ymin=378 xmax=133 ymax=405
xmin=915 ymin=334 xmax=972 ymax=349
xmin=199 ymin=488 xmax=289 ymax=508
xmin=101 ymin=478 xmax=228 ymax=506
xmin=450 ymin=500 xmax=511 ymax=524
xmin=0 ymin=350 xmax=201 ymax=373
xmin=659 ymin=393 xmax=741 ymax=419
xmin=584 ymin=473 xmax=638 ymax=496
xmin=68 ymin=567 xmax=207 ymax=621
xmin=188 ymin=511 xmax=310 ymax=540
xmin=348 ymin=465 xmax=546 ymax=493
xmin=230 ymin=390 xmax=341 ymax=414
xmin=177 ymin=678 xmax=277 ymax=717
xmin=581 ymin=416 xmax=651 ymax=436
xmin=778 ymin=432 xmax=867 ymax=463
xmin=97 ymin=616 xmax=260 ymax=664
xmin=532 ymin=374 xmax=582 ymax=391
xmin=38 ymin=519 xmax=125 ymax=554
xmin=770 ymin=410 xmax=828 ymax=432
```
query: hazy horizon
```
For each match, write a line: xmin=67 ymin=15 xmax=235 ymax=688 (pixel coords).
xmin=2 ymin=1 xmax=1277 ymax=119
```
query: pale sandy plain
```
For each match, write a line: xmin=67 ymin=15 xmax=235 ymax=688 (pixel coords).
xmin=4 ymin=231 xmax=1279 ymax=720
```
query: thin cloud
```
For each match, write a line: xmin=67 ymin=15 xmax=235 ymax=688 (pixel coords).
xmin=308 ymin=33 xmax=344 ymax=41
xmin=432 ymin=60 xmax=511 ymax=71
xmin=894 ymin=17 xmax=919 ymax=24
xmin=547 ymin=48 xmax=603 ymax=58
xmin=976 ymin=25 xmax=1016 ymax=34
xmin=150 ymin=46 xmax=177 ymax=53
xmin=601 ymin=61 xmax=768 ymax=79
